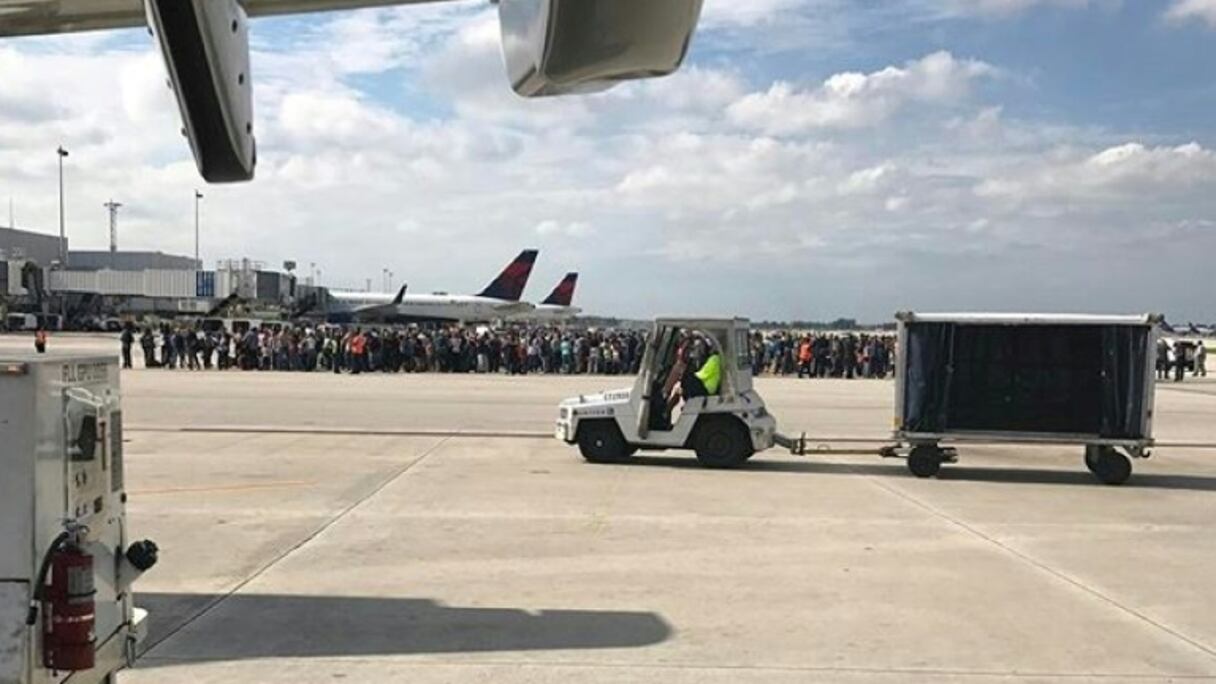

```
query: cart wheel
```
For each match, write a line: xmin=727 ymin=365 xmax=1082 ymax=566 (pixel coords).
xmin=907 ymin=445 xmax=942 ymax=478
xmin=577 ymin=420 xmax=633 ymax=464
xmin=1091 ymin=447 xmax=1132 ymax=486
xmin=692 ymin=415 xmax=753 ymax=469
xmin=1083 ymin=445 xmax=1103 ymax=475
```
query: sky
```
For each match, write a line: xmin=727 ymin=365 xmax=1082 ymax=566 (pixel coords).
xmin=0 ymin=0 xmax=1214 ymax=323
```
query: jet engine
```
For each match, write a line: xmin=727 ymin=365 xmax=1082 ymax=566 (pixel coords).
xmin=499 ymin=0 xmax=704 ymax=97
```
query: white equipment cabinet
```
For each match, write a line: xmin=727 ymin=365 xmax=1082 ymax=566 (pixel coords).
xmin=0 ymin=355 xmax=156 ymax=684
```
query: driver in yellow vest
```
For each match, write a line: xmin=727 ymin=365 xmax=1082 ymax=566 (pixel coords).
xmin=668 ymin=336 xmax=723 ymax=408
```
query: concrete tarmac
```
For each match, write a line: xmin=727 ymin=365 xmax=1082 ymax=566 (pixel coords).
xmin=2 ymin=333 xmax=1213 ymax=440
xmin=4 ymin=333 xmax=1216 ymax=681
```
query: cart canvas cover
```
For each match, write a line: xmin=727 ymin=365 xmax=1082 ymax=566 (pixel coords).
xmin=899 ymin=314 xmax=1158 ymax=440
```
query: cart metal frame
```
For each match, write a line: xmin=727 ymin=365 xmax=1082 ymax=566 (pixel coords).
xmin=890 ymin=312 xmax=1162 ymax=484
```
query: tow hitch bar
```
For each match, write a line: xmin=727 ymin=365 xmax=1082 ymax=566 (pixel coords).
xmin=775 ymin=432 xmax=808 ymax=456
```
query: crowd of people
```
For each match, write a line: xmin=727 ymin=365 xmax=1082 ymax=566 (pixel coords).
xmin=118 ymin=322 xmax=898 ymax=379
xmin=1156 ymin=337 xmax=1209 ymax=381
xmin=751 ymin=332 xmax=896 ymax=379
xmin=122 ymin=324 xmax=650 ymax=376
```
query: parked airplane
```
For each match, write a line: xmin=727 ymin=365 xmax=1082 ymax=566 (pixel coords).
xmin=327 ymin=250 xmax=537 ymax=323
xmin=325 ymin=284 xmax=409 ymax=321
xmin=2 ymin=0 xmax=704 ymax=183
xmin=512 ymin=273 xmax=581 ymax=322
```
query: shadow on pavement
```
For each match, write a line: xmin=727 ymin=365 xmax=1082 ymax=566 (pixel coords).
xmin=936 ymin=466 xmax=1216 ymax=491
xmin=622 ymin=455 xmax=1216 ymax=492
xmin=137 ymin=593 xmax=670 ymax=664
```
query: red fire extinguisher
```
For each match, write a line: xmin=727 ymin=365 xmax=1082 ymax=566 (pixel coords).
xmin=26 ymin=529 xmax=96 ymax=672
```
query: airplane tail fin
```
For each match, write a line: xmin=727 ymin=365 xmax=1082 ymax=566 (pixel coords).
xmin=393 ymin=284 xmax=408 ymax=305
xmin=477 ymin=250 xmax=538 ymax=301
xmin=542 ymin=273 xmax=578 ymax=307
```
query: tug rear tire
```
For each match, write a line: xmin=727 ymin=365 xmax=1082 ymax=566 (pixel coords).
xmin=692 ymin=416 xmax=753 ymax=469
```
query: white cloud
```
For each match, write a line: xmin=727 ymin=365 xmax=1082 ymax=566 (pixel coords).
xmin=259 ymin=2 xmax=483 ymax=76
xmin=418 ymin=10 xmax=601 ymax=131
xmin=838 ymin=163 xmax=897 ymax=194
xmin=884 ymin=195 xmax=910 ymax=212
xmin=276 ymin=91 xmax=403 ymax=147
xmin=1165 ymin=0 xmax=1216 ymax=27
xmin=935 ymin=0 xmax=1114 ymax=17
xmin=0 ymin=5 xmax=1212 ymax=321
xmin=535 ymin=220 xmax=594 ymax=237
xmin=630 ymin=67 xmax=748 ymax=114
xmin=699 ymin=0 xmax=815 ymax=28
xmin=975 ymin=142 xmax=1216 ymax=202
xmin=727 ymin=51 xmax=995 ymax=134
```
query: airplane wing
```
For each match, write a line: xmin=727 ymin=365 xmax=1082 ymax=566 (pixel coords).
xmin=0 ymin=0 xmax=443 ymax=37
xmin=2 ymin=0 xmax=703 ymax=183
xmin=350 ymin=284 xmax=407 ymax=320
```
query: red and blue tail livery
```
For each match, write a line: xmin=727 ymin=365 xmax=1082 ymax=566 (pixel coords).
xmin=478 ymin=250 xmax=539 ymax=302
xmin=542 ymin=273 xmax=579 ymax=307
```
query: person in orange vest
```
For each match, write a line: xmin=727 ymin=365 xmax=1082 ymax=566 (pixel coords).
xmin=797 ymin=336 xmax=813 ymax=378
xmin=349 ymin=328 xmax=367 ymax=374
xmin=34 ymin=327 xmax=48 ymax=354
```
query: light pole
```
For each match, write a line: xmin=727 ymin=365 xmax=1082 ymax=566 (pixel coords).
xmin=57 ymin=147 xmax=69 ymax=266
xmin=104 ymin=200 xmax=122 ymax=268
xmin=194 ymin=190 xmax=203 ymax=270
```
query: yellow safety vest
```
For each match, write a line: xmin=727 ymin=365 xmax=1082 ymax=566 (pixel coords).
xmin=696 ymin=353 xmax=722 ymax=395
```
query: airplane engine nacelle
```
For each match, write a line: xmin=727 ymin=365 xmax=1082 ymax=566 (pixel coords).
xmin=145 ymin=0 xmax=256 ymax=183
xmin=499 ymin=0 xmax=704 ymax=98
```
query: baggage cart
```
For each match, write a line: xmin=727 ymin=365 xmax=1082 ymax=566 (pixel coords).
xmin=890 ymin=313 xmax=1161 ymax=485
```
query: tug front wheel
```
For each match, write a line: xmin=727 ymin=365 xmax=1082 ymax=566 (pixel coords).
xmin=577 ymin=420 xmax=635 ymax=464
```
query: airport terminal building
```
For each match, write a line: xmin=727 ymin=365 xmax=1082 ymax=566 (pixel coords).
xmin=67 ymin=250 xmax=200 ymax=271
xmin=1 ymin=224 xmax=299 ymax=329
xmin=0 ymin=225 xmax=65 ymax=265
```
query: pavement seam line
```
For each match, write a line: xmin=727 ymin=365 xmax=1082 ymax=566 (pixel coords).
xmin=140 ymin=434 xmax=453 ymax=657
xmin=126 ymin=426 xmax=1216 ymax=450
xmin=1156 ymin=386 xmax=1216 ymax=398
xmin=133 ymin=655 xmax=1216 ymax=679
xmin=128 ymin=425 xmax=550 ymax=439
xmin=849 ymin=461 xmax=1216 ymax=663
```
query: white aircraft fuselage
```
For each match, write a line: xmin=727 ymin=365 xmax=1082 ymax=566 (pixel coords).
xmin=511 ymin=305 xmax=582 ymax=322
xmin=328 ymin=291 xmax=534 ymax=324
